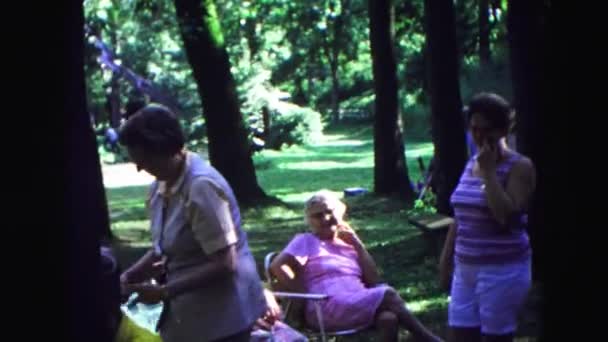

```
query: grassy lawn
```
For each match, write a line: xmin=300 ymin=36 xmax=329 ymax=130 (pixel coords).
xmin=106 ymin=123 xmax=538 ymax=341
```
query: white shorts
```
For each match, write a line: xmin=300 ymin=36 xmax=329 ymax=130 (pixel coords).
xmin=448 ymin=258 xmax=531 ymax=335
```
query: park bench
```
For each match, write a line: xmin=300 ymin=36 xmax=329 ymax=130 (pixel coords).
xmin=408 ymin=212 xmax=454 ymax=255
xmin=338 ymin=108 xmax=372 ymax=121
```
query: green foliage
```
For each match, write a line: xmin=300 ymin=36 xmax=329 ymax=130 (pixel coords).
xmin=408 ymin=191 xmax=438 ymax=217
xmin=85 ymin=0 xmax=513 ymax=160
xmin=84 ymin=0 xmax=201 ymax=139
xmin=460 ymin=53 xmax=513 ymax=103
xmin=400 ymin=89 xmax=431 ymax=140
xmin=266 ymin=103 xmax=324 ymax=149
xmin=237 ymin=66 xmax=324 ymax=150
xmin=201 ymin=0 xmax=225 ymax=48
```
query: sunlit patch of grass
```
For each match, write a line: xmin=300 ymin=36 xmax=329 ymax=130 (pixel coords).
xmin=406 ymin=296 xmax=450 ymax=314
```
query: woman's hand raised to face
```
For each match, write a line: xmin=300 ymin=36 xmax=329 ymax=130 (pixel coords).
xmin=477 ymin=139 xmax=500 ymax=177
xmin=336 ymin=222 xmax=363 ymax=248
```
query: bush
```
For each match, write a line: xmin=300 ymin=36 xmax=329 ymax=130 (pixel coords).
xmin=265 ymin=102 xmax=323 ymax=149
xmin=238 ymin=67 xmax=324 ymax=151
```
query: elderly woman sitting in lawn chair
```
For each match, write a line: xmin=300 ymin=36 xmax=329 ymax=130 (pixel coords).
xmin=269 ymin=190 xmax=443 ymax=342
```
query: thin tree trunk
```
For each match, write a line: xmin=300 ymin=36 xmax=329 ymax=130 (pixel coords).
xmin=321 ymin=30 xmax=340 ymax=123
xmin=369 ymin=0 xmax=415 ymax=201
xmin=507 ymin=0 xmax=545 ymax=282
xmin=322 ymin=0 xmax=349 ymax=123
xmin=109 ymin=74 xmax=122 ymax=127
xmin=330 ymin=67 xmax=340 ymax=122
xmin=424 ymin=0 xmax=468 ymax=215
xmin=479 ymin=0 xmax=491 ymax=66
xmin=243 ymin=17 xmax=259 ymax=60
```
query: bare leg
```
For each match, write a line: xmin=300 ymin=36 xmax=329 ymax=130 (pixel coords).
xmin=378 ymin=289 xmax=443 ymax=342
xmin=375 ymin=310 xmax=399 ymax=342
xmin=448 ymin=326 xmax=481 ymax=342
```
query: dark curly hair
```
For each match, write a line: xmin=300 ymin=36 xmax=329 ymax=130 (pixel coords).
xmin=464 ymin=92 xmax=515 ymax=133
xmin=118 ymin=103 xmax=185 ymax=156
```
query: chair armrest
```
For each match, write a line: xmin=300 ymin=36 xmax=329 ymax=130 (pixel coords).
xmin=273 ymin=291 xmax=329 ymax=300
xmin=264 ymin=251 xmax=279 ymax=283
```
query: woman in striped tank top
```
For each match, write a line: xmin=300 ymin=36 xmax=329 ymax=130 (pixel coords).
xmin=440 ymin=93 xmax=536 ymax=342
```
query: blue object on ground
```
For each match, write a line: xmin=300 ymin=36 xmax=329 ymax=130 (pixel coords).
xmin=344 ymin=187 xmax=369 ymax=197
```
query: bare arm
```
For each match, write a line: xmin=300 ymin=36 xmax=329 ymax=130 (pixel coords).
xmin=353 ymin=243 xmax=381 ymax=286
xmin=337 ymin=223 xmax=381 ymax=286
xmin=439 ymin=222 xmax=457 ymax=266
xmin=269 ymin=252 xmax=306 ymax=293
xmin=164 ymin=244 xmax=237 ymax=299
xmin=483 ymin=157 xmax=536 ymax=227
xmin=121 ymin=248 xmax=162 ymax=283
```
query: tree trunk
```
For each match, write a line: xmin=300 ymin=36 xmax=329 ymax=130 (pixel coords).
xmin=108 ymin=74 xmax=122 ymax=128
xmin=321 ymin=35 xmax=339 ymax=122
xmin=306 ymin=57 xmax=316 ymax=107
xmin=368 ymin=0 xmax=415 ymax=201
xmin=293 ymin=75 xmax=307 ymax=106
xmin=64 ymin=0 xmax=112 ymax=340
xmin=173 ymin=0 xmax=266 ymax=204
xmin=108 ymin=13 xmax=122 ymax=128
xmin=424 ymin=0 xmax=468 ymax=215
xmin=479 ymin=0 xmax=491 ymax=66
xmin=507 ymin=0 xmax=545 ymax=282
xmin=328 ymin=0 xmax=348 ymax=123
xmin=243 ymin=17 xmax=259 ymax=60
xmin=330 ymin=66 xmax=340 ymax=122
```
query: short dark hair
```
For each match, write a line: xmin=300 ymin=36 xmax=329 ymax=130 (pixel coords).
xmin=118 ymin=103 xmax=184 ymax=156
xmin=465 ymin=92 xmax=514 ymax=132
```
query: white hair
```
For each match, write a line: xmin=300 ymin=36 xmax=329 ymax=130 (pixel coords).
xmin=304 ymin=189 xmax=346 ymax=226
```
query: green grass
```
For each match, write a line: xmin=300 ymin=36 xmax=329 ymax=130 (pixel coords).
xmin=106 ymin=123 xmax=538 ymax=341
xmin=253 ymin=124 xmax=433 ymax=204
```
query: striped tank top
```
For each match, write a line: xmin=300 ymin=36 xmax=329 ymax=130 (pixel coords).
xmin=450 ymin=152 xmax=531 ymax=265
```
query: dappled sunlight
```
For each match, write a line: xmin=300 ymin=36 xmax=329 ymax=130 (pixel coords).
xmin=318 ymin=132 xmax=349 ymax=142
xmin=278 ymin=160 xmax=372 ymax=170
xmin=108 ymin=187 xmax=148 ymax=221
xmin=314 ymin=138 xmax=368 ymax=147
xmin=364 ymin=235 xmax=411 ymax=249
xmin=405 ymin=143 xmax=434 ymax=158
xmin=111 ymin=219 xmax=152 ymax=246
xmin=257 ymin=167 xmax=374 ymax=204
xmin=404 ymin=296 xmax=449 ymax=314
xmin=277 ymin=192 xmax=322 ymax=205
xmin=241 ymin=205 xmax=301 ymax=222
